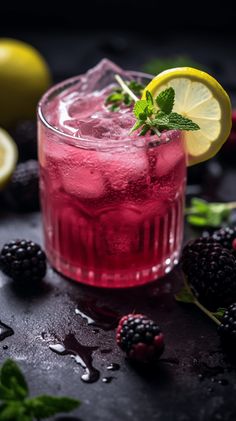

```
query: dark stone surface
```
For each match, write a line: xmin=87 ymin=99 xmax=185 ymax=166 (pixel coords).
xmin=0 ymin=209 xmax=236 ymax=421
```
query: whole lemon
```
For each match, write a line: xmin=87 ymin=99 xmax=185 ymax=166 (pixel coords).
xmin=0 ymin=38 xmax=51 ymax=128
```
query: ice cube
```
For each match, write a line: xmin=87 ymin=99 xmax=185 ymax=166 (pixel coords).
xmin=80 ymin=59 xmax=125 ymax=94
xmin=101 ymin=148 xmax=148 ymax=190
xmin=68 ymin=94 xmax=105 ymax=119
xmin=60 ymin=150 xmax=105 ymax=199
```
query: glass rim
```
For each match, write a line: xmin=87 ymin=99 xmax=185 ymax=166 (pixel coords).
xmin=37 ymin=70 xmax=155 ymax=148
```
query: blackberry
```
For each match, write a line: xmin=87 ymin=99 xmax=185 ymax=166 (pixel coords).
xmin=4 ymin=160 xmax=39 ymax=212
xmin=218 ymin=303 xmax=236 ymax=344
xmin=212 ymin=226 xmax=236 ymax=253
xmin=116 ymin=314 xmax=164 ymax=363
xmin=10 ymin=120 xmax=37 ymax=161
xmin=182 ymin=237 xmax=236 ymax=310
xmin=0 ymin=240 xmax=47 ymax=282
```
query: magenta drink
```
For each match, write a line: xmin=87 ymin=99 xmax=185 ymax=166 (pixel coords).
xmin=37 ymin=60 xmax=186 ymax=288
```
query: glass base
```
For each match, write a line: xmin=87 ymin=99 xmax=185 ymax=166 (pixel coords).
xmin=47 ymin=248 xmax=181 ymax=288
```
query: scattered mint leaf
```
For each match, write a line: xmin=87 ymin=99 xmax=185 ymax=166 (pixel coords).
xmin=186 ymin=215 xmax=209 ymax=227
xmin=156 ymin=87 xmax=175 ymax=114
xmin=0 ymin=360 xmax=28 ymax=399
xmin=185 ymin=198 xmax=236 ymax=228
xmin=0 ymin=401 xmax=24 ymax=421
xmin=25 ymin=395 xmax=80 ymax=418
xmin=175 ymin=286 xmax=195 ymax=304
xmin=0 ymin=359 xmax=81 ymax=421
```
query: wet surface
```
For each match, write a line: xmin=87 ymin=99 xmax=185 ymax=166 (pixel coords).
xmin=1 ymin=209 xmax=236 ymax=420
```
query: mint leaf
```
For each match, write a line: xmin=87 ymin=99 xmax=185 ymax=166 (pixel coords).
xmin=139 ymin=124 xmax=150 ymax=136
xmin=133 ymin=100 xmax=148 ymax=119
xmin=185 ymin=197 xmax=235 ymax=228
xmin=146 ymin=90 xmax=154 ymax=106
xmin=0 ymin=359 xmax=81 ymax=421
xmin=25 ymin=395 xmax=80 ymax=418
xmin=156 ymin=87 xmax=175 ymax=114
xmin=109 ymin=104 xmax=120 ymax=112
xmin=128 ymin=80 xmax=144 ymax=95
xmin=186 ymin=215 xmax=209 ymax=227
xmin=175 ymin=286 xmax=195 ymax=304
xmin=105 ymin=79 xmax=144 ymax=110
xmin=152 ymin=112 xmax=170 ymax=127
xmin=0 ymin=385 xmax=15 ymax=401
xmin=0 ymin=402 xmax=24 ymax=421
xmin=168 ymin=113 xmax=200 ymax=130
xmin=0 ymin=360 xmax=28 ymax=399
xmin=105 ymin=92 xmax=122 ymax=104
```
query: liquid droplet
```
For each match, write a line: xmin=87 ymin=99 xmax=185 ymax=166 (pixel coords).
xmin=0 ymin=321 xmax=14 ymax=341
xmin=107 ymin=363 xmax=120 ymax=371
xmin=75 ymin=299 xmax=120 ymax=331
xmin=3 ymin=345 xmax=8 ymax=350
xmin=75 ymin=309 xmax=94 ymax=325
xmin=102 ymin=376 xmax=114 ymax=383
xmin=50 ymin=344 xmax=66 ymax=354
xmin=50 ymin=333 xmax=100 ymax=383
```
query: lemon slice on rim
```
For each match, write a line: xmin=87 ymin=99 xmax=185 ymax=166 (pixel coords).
xmin=0 ymin=128 xmax=18 ymax=189
xmin=142 ymin=67 xmax=232 ymax=166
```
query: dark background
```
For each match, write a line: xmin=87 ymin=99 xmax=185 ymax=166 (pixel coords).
xmin=1 ymin=1 xmax=236 ymax=92
xmin=1 ymin=3 xmax=236 ymax=421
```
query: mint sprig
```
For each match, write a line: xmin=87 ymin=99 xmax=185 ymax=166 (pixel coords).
xmin=0 ymin=359 xmax=80 ymax=421
xmin=130 ymin=88 xmax=200 ymax=136
xmin=106 ymin=75 xmax=200 ymax=136
xmin=185 ymin=198 xmax=236 ymax=228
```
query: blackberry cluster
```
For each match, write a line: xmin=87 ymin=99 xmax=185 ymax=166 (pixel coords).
xmin=4 ymin=160 xmax=39 ymax=212
xmin=212 ymin=226 xmax=236 ymax=253
xmin=0 ymin=240 xmax=47 ymax=282
xmin=182 ymin=237 xmax=236 ymax=310
xmin=116 ymin=314 xmax=164 ymax=363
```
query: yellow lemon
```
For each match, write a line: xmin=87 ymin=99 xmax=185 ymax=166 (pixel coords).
xmin=0 ymin=128 xmax=18 ymax=189
xmin=142 ymin=67 xmax=232 ymax=165
xmin=0 ymin=38 xmax=51 ymax=128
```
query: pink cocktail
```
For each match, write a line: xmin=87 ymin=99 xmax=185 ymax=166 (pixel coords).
xmin=37 ymin=60 xmax=186 ymax=288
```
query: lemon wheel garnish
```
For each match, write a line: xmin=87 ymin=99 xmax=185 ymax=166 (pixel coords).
xmin=142 ymin=67 xmax=232 ymax=166
xmin=0 ymin=128 xmax=18 ymax=189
